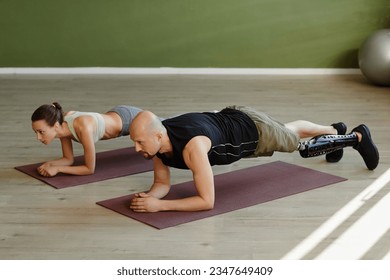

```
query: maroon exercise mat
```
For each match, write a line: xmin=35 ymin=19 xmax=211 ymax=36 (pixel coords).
xmin=97 ymin=161 xmax=347 ymax=229
xmin=15 ymin=147 xmax=153 ymax=189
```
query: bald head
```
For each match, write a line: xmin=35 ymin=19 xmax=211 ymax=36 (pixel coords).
xmin=130 ymin=111 xmax=166 ymax=159
xmin=130 ymin=111 xmax=164 ymax=136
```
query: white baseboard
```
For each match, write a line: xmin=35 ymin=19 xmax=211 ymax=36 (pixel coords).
xmin=0 ymin=67 xmax=361 ymax=75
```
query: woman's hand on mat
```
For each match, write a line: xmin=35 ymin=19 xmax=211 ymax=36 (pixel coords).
xmin=37 ymin=163 xmax=59 ymax=177
xmin=130 ymin=193 xmax=160 ymax=212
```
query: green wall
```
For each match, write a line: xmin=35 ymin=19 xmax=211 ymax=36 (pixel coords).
xmin=1 ymin=0 xmax=389 ymax=68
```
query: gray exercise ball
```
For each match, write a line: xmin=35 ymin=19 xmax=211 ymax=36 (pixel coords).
xmin=358 ymin=29 xmax=390 ymax=86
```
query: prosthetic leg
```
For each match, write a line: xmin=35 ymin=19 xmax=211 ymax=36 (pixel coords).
xmin=299 ymin=133 xmax=358 ymax=158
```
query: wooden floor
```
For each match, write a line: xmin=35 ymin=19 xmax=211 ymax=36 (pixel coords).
xmin=0 ymin=73 xmax=389 ymax=260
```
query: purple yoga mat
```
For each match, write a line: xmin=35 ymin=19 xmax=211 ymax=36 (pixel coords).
xmin=15 ymin=147 xmax=153 ymax=189
xmin=97 ymin=161 xmax=347 ymax=229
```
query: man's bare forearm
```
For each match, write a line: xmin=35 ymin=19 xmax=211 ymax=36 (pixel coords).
xmin=147 ymin=183 xmax=171 ymax=199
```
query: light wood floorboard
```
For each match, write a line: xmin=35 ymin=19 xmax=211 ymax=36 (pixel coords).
xmin=0 ymin=74 xmax=389 ymax=259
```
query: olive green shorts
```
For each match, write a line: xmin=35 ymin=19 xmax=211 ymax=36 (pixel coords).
xmin=227 ymin=105 xmax=300 ymax=157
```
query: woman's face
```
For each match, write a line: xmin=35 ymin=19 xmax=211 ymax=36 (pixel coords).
xmin=32 ymin=120 xmax=57 ymax=145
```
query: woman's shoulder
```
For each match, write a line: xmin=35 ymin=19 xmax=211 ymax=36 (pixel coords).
xmin=65 ymin=111 xmax=91 ymax=126
xmin=65 ymin=111 xmax=94 ymax=119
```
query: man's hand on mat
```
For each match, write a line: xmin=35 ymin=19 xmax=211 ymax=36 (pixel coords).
xmin=37 ymin=163 xmax=59 ymax=177
xmin=130 ymin=192 xmax=160 ymax=212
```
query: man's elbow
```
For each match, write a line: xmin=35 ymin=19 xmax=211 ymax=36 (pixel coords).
xmin=203 ymin=199 xmax=215 ymax=211
xmin=204 ymin=204 xmax=214 ymax=211
xmin=85 ymin=166 xmax=95 ymax=175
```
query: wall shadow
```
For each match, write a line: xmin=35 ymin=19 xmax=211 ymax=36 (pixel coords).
xmin=332 ymin=49 xmax=359 ymax=68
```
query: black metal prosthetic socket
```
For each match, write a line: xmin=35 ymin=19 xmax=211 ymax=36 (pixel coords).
xmin=299 ymin=133 xmax=358 ymax=158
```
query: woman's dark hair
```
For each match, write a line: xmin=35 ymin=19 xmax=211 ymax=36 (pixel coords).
xmin=31 ymin=102 xmax=64 ymax=126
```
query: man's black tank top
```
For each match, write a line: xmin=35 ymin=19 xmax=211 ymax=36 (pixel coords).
xmin=157 ymin=108 xmax=259 ymax=169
